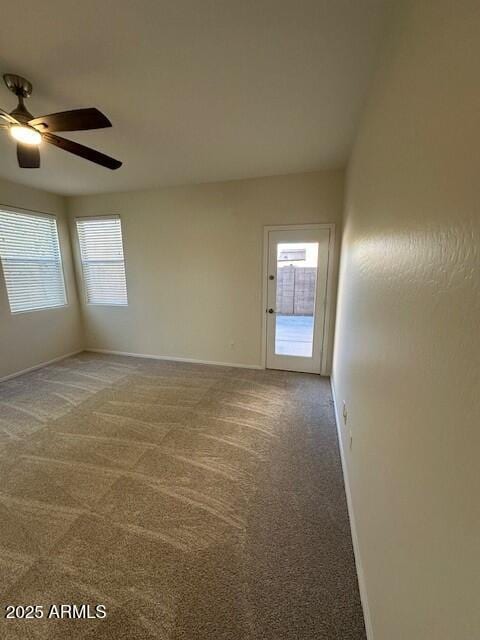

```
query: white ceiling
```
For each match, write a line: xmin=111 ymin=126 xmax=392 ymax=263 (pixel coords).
xmin=0 ymin=0 xmax=389 ymax=196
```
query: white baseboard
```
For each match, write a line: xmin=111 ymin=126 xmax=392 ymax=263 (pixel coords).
xmin=330 ymin=377 xmax=374 ymax=640
xmin=0 ymin=349 xmax=84 ymax=383
xmin=86 ymin=348 xmax=264 ymax=370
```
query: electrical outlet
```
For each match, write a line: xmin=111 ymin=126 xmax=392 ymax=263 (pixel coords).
xmin=342 ymin=401 xmax=348 ymax=426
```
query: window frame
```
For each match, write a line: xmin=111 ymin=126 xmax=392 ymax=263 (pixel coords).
xmin=75 ymin=214 xmax=129 ymax=307
xmin=0 ymin=204 xmax=68 ymax=315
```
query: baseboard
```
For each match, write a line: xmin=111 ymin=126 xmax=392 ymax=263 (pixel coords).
xmin=330 ymin=377 xmax=374 ymax=640
xmin=86 ymin=348 xmax=264 ymax=370
xmin=0 ymin=349 xmax=84 ymax=383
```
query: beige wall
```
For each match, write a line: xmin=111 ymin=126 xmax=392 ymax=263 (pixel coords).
xmin=333 ymin=2 xmax=480 ymax=639
xmin=68 ymin=170 xmax=344 ymax=370
xmin=0 ymin=177 xmax=83 ymax=379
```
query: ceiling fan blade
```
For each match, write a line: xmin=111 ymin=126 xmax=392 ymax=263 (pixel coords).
xmin=43 ymin=132 xmax=122 ymax=170
xmin=0 ymin=108 xmax=19 ymax=125
xmin=29 ymin=108 xmax=112 ymax=132
xmin=17 ymin=143 xmax=40 ymax=168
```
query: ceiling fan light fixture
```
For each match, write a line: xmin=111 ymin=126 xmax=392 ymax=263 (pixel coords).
xmin=1 ymin=74 xmax=121 ymax=169
xmin=10 ymin=125 xmax=41 ymax=145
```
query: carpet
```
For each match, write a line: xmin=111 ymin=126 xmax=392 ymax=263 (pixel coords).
xmin=0 ymin=352 xmax=365 ymax=639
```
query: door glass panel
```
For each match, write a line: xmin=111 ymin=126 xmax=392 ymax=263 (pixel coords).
xmin=275 ymin=242 xmax=318 ymax=357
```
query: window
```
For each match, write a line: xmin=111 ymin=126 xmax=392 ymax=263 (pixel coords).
xmin=0 ymin=209 xmax=67 ymax=313
xmin=76 ymin=216 xmax=128 ymax=305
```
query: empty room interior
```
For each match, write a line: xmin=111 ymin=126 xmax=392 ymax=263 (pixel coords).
xmin=0 ymin=1 xmax=478 ymax=639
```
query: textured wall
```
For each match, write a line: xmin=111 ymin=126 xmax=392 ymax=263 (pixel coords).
xmin=68 ymin=171 xmax=343 ymax=370
xmin=333 ymin=1 xmax=480 ymax=638
xmin=0 ymin=177 xmax=83 ymax=379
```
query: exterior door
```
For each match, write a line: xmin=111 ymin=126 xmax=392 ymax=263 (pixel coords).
xmin=265 ymin=227 xmax=330 ymax=373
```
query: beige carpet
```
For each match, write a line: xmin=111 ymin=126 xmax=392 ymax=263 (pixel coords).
xmin=0 ymin=352 xmax=365 ymax=639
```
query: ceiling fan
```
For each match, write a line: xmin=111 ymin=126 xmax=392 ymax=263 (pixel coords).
xmin=0 ymin=74 xmax=122 ymax=170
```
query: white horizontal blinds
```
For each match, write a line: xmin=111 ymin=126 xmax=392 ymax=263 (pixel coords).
xmin=0 ymin=210 xmax=67 ymax=313
xmin=76 ymin=216 xmax=128 ymax=305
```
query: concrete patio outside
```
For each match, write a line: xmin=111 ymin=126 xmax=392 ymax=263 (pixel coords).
xmin=275 ymin=314 xmax=314 ymax=357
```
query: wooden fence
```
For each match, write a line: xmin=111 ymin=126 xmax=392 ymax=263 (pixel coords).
xmin=276 ymin=265 xmax=316 ymax=315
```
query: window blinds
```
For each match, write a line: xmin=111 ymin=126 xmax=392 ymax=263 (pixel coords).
xmin=76 ymin=216 xmax=128 ymax=305
xmin=0 ymin=209 xmax=67 ymax=313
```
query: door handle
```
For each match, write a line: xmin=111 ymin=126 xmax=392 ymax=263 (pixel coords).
xmin=267 ymin=308 xmax=275 ymax=314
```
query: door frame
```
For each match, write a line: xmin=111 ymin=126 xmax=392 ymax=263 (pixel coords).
xmin=261 ymin=223 xmax=336 ymax=376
